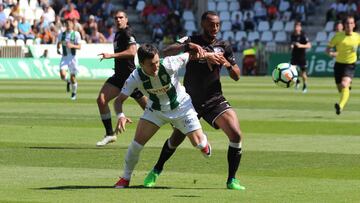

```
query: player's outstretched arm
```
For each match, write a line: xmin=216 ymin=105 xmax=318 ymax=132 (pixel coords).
xmin=113 ymin=93 xmax=132 ymax=134
xmin=98 ymin=44 xmax=137 ymax=61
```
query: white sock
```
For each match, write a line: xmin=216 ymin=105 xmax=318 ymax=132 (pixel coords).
xmin=196 ymin=133 xmax=207 ymax=149
xmin=122 ymin=140 xmax=144 ymax=180
xmin=71 ymin=82 xmax=77 ymax=94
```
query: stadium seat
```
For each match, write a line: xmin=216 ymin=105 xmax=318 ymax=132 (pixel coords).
xmin=327 ymin=31 xmax=335 ymax=41
xmin=265 ymin=41 xmax=277 ymax=52
xmin=219 ymin=11 xmax=230 ymax=21
xmin=271 ymin=20 xmax=284 ymax=32
xmin=247 ymin=31 xmax=260 ymax=42
xmin=220 ymin=21 xmax=232 ymax=32
xmin=184 ymin=20 xmax=197 ymax=32
xmin=0 ymin=38 xmax=7 ymax=46
xmin=25 ymin=39 xmax=34 ymax=46
xmin=324 ymin=21 xmax=335 ymax=32
xmin=279 ymin=0 xmax=290 ymax=12
xmin=284 ymin=21 xmax=295 ymax=32
xmin=243 ymin=10 xmax=254 ymax=20
xmin=228 ymin=1 xmax=240 ymax=12
xmin=136 ymin=1 xmax=145 ymax=12
xmin=235 ymin=31 xmax=247 ymax=42
xmin=7 ymin=39 xmax=16 ymax=46
xmin=216 ymin=2 xmax=228 ymax=11
xmin=222 ymin=31 xmax=235 ymax=41
xmin=315 ymin=31 xmax=327 ymax=43
xmin=4 ymin=8 xmax=11 ymax=18
xmin=182 ymin=10 xmax=195 ymax=21
xmin=231 ymin=11 xmax=243 ymax=21
xmin=208 ymin=1 xmax=216 ymax=11
xmin=16 ymin=39 xmax=25 ymax=46
xmin=274 ymin=31 xmax=287 ymax=43
xmin=260 ymin=31 xmax=273 ymax=42
xmin=257 ymin=21 xmax=270 ymax=32
xmin=216 ymin=31 xmax=222 ymax=39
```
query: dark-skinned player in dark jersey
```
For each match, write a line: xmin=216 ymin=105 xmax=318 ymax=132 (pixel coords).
xmin=143 ymin=11 xmax=245 ymax=190
xmin=96 ymin=10 xmax=147 ymax=146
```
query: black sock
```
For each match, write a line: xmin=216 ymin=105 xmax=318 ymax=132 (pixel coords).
xmin=303 ymin=83 xmax=307 ymax=90
xmin=227 ymin=146 xmax=242 ymax=183
xmin=154 ymin=139 xmax=176 ymax=172
xmin=102 ymin=118 xmax=113 ymax=135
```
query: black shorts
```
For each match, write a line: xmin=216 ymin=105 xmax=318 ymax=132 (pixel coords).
xmin=106 ymin=74 xmax=143 ymax=99
xmin=334 ymin=62 xmax=355 ymax=84
xmin=194 ymin=95 xmax=232 ymax=129
xmin=291 ymin=60 xmax=307 ymax=72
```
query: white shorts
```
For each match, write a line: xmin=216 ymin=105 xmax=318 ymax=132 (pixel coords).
xmin=60 ymin=56 xmax=79 ymax=75
xmin=141 ymin=98 xmax=201 ymax=135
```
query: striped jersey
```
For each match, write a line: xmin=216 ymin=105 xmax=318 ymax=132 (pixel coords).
xmin=121 ymin=53 xmax=190 ymax=111
xmin=57 ymin=30 xmax=81 ymax=56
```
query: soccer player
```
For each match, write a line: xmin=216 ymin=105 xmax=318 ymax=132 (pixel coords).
xmin=326 ymin=15 xmax=360 ymax=115
xmin=96 ymin=10 xmax=147 ymax=146
xmin=290 ymin=21 xmax=312 ymax=93
xmin=56 ymin=18 xmax=81 ymax=100
xmin=143 ymin=11 xmax=245 ymax=190
xmin=113 ymin=43 xmax=211 ymax=188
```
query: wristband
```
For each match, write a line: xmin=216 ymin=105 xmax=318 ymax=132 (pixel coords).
xmin=226 ymin=65 xmax=232 ymax=70
xmin=117 ymin=112 xmax=125 ymax=119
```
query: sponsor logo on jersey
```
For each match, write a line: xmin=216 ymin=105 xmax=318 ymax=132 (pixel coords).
xmin=147 ymin=84 xmax=171 ymax=95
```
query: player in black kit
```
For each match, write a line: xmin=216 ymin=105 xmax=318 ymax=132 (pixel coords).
xmin=290 ymin=21 xmax=312 ymax=93
xmin=96 ymin=10 xmax=147 ymax=146
xmin=143 ymin=11 xmax=245 ymax=190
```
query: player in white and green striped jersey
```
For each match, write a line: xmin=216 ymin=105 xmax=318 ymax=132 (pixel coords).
xmin=113 ymin=43 xmax=212 ymax=188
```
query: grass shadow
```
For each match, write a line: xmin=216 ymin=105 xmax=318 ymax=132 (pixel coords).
xmin=36 ymin=185 xmax=221 ymax=190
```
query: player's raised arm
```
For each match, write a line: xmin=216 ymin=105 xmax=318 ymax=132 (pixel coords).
xmin=113 ymin=93 xmax=132 ymax=134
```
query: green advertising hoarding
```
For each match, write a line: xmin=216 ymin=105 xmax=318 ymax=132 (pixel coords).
xmin=0 ymin=58 xmax=115 ymax=79
xmin=268 ymin=52 xmax=360 ymax=77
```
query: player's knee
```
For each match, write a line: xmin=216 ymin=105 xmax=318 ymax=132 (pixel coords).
xmin=228 ymin=130 xmax=242 ymax=143
xmin=96 ymin=95 xmax=107 ymax=107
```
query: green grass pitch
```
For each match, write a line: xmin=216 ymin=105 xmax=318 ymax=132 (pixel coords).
xmin=0 ymin=77 xmax=359 ymax=202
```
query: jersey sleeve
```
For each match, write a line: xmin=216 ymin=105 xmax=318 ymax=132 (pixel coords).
xmin=328 ymin=33 xmax=338 ymax=47
xmin=74 ymin=31 xmax=81 ymax=44
xmin=121 ymin=71 xmax=139 ymax=96
xmin=56 ymin=32 xmax=62 ymax=44
xmin=224 ymin=42 xmax=237 ymax=66
xmin=125 ymin=29 xmax=137 ymax=45
xmin=176 ymin=36 xmax=191 ymax=44
xmin=162 ymin=53 xmax=190 ymax=74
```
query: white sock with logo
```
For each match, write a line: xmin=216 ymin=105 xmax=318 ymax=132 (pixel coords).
xmin=122 ymin=140 xmax=144 ymax=180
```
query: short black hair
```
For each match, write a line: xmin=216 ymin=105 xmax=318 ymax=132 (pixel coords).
xmin=201 ymin=11 xmax=218 ymax=22
xmin=137 ymin=43 xmax=159 ymax=64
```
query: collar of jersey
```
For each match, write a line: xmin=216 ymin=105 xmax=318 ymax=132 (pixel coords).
xmin=140 ymin=67 xmax=156 ymax=78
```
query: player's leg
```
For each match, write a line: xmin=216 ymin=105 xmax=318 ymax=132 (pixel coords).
xmin=337 ymin=76 xmax=352 ymax=114
xmin=301 ymin=66 xmax=308 ymax=93
xmin=59 ymin=59 xmax=70 ymax=92
xmin=115 ymin=116 xmax=161 ymax=188
xmin=69 ymin=74 xmax=77 ymax=100
xmin=144 ymin=128 xmax=186 ymax=187
xmin=68 ymin=57 xmax=79 ymax=100
xmin=96 ymin=82 xmax=121 ymax=146
xmin=213 ymin=109 xmax=245 ymax=190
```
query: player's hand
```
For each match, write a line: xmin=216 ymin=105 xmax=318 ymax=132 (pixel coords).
xmin=217 ymin=55 xmax=231 ymax=68
xmin=115 ymin=117 xmax=133 ymax=134
xmin=98 ymin=53 xmax=111 ymax=61
xmin=66 ymin=42 xmax=73 ymax=48
xmin=188 ymin=43 xmax=205 ymax=56
xmin=205 ymin=52 xmax=224 ymax=65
